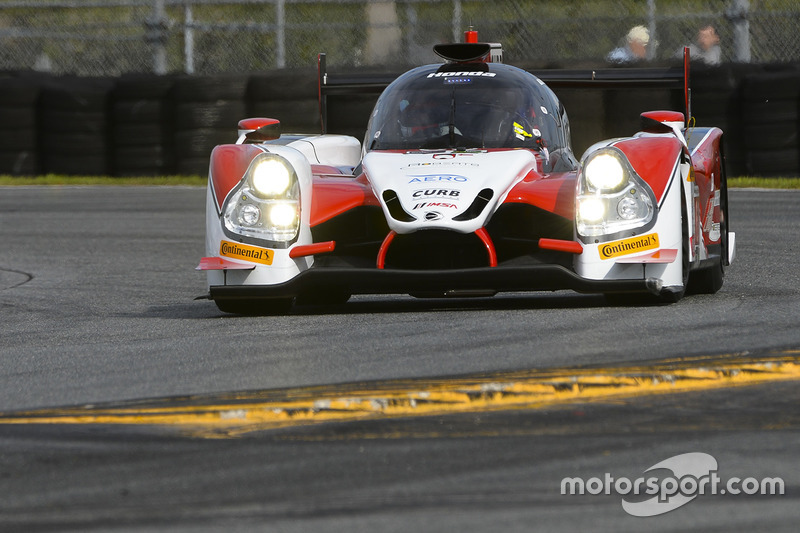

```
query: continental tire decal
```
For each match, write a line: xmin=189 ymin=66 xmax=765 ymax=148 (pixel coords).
xmin=600 ymin=233 xmax=659 ymax=260
xmin=220 ymin=240 xmax=273 ymax=265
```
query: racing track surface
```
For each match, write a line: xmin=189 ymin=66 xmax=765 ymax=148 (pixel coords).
xmin=0 ymin=186 xmax=798 ymax=531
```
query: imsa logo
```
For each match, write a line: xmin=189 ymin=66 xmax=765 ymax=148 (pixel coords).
xmin=599 ymin=234 xmax=660 ymax=260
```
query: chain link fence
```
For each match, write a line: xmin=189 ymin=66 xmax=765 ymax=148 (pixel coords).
xmin=0 ymin=0 xmax=797 ymax=76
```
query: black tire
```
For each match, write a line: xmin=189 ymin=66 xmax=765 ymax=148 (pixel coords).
xmin=113 ymin=100 xmax=168 ymax=123
xmin=248 ymin=99 xmax=320 ymax=132
xmin=741 ymin=99 xmax=798 ymax=124
xmin=326 ymin=94 xmax=378 ymax=138
xmin=41 ymin=153 xmax=109 ymax=176
xmin=603 ymin=88 xmax=679 ymax=138
xmin=40 ymin=79 xmax=114 ymax=112
xmin=0 ymin=78 xmax=41 ymax=105
xmin=214 ymin=298 xmax=293 ymax=315
xmin=0 ymin=151 xmax=39 ymax=175
xmin=172 ymin=76 xmax=249 ymax=103
xmin=113 ymin=75 xmax=176 ymax=100
xmin=41 ymin=132 xmax=108 ymax=155
xmin=174 ymin=101 xmax=246 ymax=129
xmin=0 ymin=128 xmax=36 ymax=151
xmin=745 ymin=149 xmax=800 ymax=176
xmin=113 ymin=123 xmax=169 ymax=145
xmin=174 ymin=156 xmax=210 ymax=176
xmin=0 ymin=106 xmax=37 ymax=129
xmin=747 ymin=122 xmax=798 ymax=151
xmin=688 ymin=166 xmax=728 ymax=295
xmin=41 ymin=110 xmax=108 ymax=135
xmin=247 ymin=69 xmax=317 ymax=100
xmin=174 ymin=129 xmax=234 ymax=157
xmin=113 ymin=145 xmax=172 ymax=175
xmin=688 ymin=254 xmax=724 ymax=295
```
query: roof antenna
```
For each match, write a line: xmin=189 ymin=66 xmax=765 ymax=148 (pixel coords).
xmin=464 ymin=25 xmax=478 ymax=43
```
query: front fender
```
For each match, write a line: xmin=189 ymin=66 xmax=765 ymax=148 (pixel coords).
xmin=205 ymin=143 xmax=315 ymax=287
xmin=612 ymin=135 xmax=685 ymax=206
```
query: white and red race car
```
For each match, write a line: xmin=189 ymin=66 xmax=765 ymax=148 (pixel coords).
xmin=197 ymin=35 xmax=734 ymax=314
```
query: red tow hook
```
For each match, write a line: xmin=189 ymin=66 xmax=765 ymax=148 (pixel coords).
xmin=376 ymin=231 xmax=397 ymax=269
xmin=377 ymin=228 xmax=497 ymax=269
xmin=474 ymin=227 xmax=498 ymax=267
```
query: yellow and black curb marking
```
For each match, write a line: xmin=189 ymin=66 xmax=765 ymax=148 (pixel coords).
xmin=1 ymin=350 xmax=799 ymax=438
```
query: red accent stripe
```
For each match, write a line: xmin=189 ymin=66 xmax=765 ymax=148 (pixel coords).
xmin=376 ymin=231 xmax=397 ymax=269
xmin=615 ymin=249 xmax=678 ymax=264
xmin=289 ymin=241 xmax=336 ymax=259
xmin=475 ymin=227 xmax=498 ymax=267
xmin=196 ymin=257 xmax=255 ymax=271
xmin=538 ymin=238 xmax=583 ymax=254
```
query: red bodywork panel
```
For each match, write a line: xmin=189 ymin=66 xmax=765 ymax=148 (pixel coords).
xmin=505 ymin=171 xmax=576 ymax=219
xmin=613 ymin=136 xmax=683 ymax=204
xmin=210 ymin=134 xmax=699 ymax=241
xmin=310 ymin=173 xmax=380 ymax=227
xmin=309 ymin=157 xmax=576 ymax=226
xmin=209 ymin=144 xmax=265 ymax=211
xmin=688 ymin=128 xmax=725 ymax=244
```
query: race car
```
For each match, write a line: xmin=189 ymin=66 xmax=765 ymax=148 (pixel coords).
xmin=197 ymin=33 xmax=735 ymax=314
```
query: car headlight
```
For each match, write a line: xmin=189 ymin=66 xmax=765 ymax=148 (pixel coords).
xmin=584 ymin=153 xmax=626 ymax=192
xmin=222 ymin=153 xmax=300 ymax=244
xmin=252 ymin=158 xmax=292 ymax=197
xmin=576 ymin=147 xmax=655 ymax=239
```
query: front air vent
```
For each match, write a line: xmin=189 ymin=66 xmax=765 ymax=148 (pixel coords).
xmin=453 ymin=188 xmax=494 ymax=221
xmin=382 ymin=190 xmax=416 ymax=222
xmin=384 ymin=230 xmax=489 ymax=270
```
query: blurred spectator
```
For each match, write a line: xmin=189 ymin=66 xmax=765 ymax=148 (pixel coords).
xmin=686 ymin=25 xmax=722 ymax=66
xmin=607 ymin=26 xmax=650 ymax=64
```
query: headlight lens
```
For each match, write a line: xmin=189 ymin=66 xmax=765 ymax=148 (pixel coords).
xmin=578 ymin=197 xmax=606 ymax=223
xmin=584 ymin=153 xmax=626 ymax=192
xmin=267 ymin=202 xmax=298 ymax=227
xmin=252 ymin=159 xmax=292 ymax=197
xmin=222 ymin=153 xmax=301 ymax=243
xmin=237 ymin=203 xmax=261 ymax=226
xmin=576 ymin=148 xmax=655 ymax=239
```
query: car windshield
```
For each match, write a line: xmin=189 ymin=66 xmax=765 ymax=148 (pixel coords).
xmin=365 ymin=63 xmax=566 ymax=153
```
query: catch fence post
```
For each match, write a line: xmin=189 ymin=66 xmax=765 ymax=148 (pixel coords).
xmin=147 ymin=0 xmax=168 ymax=74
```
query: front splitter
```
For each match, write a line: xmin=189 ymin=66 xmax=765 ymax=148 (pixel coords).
xmin=209 ymin=264 xmax=663 ymax=300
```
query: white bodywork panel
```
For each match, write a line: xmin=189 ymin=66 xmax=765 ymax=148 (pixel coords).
xmin=363 ymin=149 xmax=537 ymax=234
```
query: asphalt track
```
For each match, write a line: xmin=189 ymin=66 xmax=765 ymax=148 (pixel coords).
xmin=0 ymin=186 xmax=798 ymax=531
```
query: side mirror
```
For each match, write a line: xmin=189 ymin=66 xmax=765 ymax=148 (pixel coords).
xmin=640 ymin=111 xmax=685 ymax=134
xmin=237 ymin=118 xmax=281 ymax=143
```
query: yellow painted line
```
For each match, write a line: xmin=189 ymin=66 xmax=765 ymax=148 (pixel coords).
xmin=1 ymin=351 xmax=800 ymax=438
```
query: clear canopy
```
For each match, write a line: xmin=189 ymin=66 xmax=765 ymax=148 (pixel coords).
xmin=365 ymin=63 xmax=571 ymax=156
